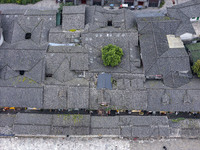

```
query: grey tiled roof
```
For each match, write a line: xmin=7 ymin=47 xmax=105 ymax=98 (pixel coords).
xmin=63 ymin=5 xmax=86 ymax=14
xmin=14 ymin=125 xmax=51 ymax=135
xmin=6 ymin=113 xmax=200 ymax=138
xmin=147 ymin=88 xmax=200 ymax=112
xmin=68 ymin=86 xmax=89 ymax=109
xmin=90 ymin=88 xmax=147 ymax=110
xmin=167 ymin=0 xmax=199 ymax=36
xmin=0 ymin=87 xmax=43 ymax=108
xmin=0 ymin=9 xmax=56 ymax=108
xmin=70 ymin=54 xmax=89 ymax=71
xmin=138 ymin=17 xmax=192 ymax=88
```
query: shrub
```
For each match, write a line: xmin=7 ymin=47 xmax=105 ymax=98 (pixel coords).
xmin=11 ymin=0 xmax=16 ymax=3
xmin=16 ymin=0 xmax=21 ymax=4
xmin=192 ymin=60 xmax=200 ymax=77
xmin=21 ymin=0 xmax=26 ymax=5
xmin=159 ymin=0 xmax=165 ymax=8
xmin=101 ymin=44 xmax=123 ymax=67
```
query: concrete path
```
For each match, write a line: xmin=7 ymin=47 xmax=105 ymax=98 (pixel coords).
xmin=0 ymin=137 xmax=200 ymax=150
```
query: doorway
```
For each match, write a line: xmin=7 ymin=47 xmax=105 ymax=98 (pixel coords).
xmin=138 ymin=1 xmax=144 ymax=5
xmin=81 ymin=0 xmax=86 ymax=4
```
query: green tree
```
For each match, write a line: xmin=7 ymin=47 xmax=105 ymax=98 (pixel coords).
xmin=192 ymin=60 xmax=200 ymax=77
xmin=101 ymin=44 xmax=123 ymax=67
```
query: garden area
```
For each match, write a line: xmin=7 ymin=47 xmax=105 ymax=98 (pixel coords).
xmin=0 ymin=0 xmax=41 ymax=5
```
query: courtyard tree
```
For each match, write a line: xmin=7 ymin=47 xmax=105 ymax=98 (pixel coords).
xmin=192 ymin=59 xmax=200 ymax=77
xmin=101 ymin=44 xmax=123 ymax=67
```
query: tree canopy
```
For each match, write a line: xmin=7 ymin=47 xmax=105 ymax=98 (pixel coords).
xmin=192 ymin=60 xmax=200 ymax=77
xmin=101 ymin=44 xmax=123 ymax=67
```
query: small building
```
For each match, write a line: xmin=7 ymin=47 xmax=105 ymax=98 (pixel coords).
xmin=97 ymin=73 xmax=112 ymax=90
xmin=137 ymin=16 xmax=192 ymax=88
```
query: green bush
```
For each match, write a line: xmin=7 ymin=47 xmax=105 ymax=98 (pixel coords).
xmin=192 ymin=60 xmax=200 ymax=77
xmin=101 ymin=44 xmax=123 ymax=67
xmin=21 ymin=0 xmax=26 ymax=5
xmin=159 ymin=0 xmax=165 ymax=8
xmin=16 ymin=0 xmax=21 ymax=4
xmin=11 ymin=0 xmax=16 ymax=3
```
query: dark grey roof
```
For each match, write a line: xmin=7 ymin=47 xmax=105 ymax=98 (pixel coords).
xmin=70 ymin=54 xmax=89 ymax=71
xmin=119 ymin=116 xmax=169 ymax=138
xmin=62 ymin=6 xmax=85 ymax=30
xmin=68 ymin=86 xmax=89 ymax=109
xmin=167 ymin=0 xmax=199 ymax=36
xmin=44 ymin=85 xmax=67 ymax=109
xmin=0 ymin=9 xmax=56 ymax=108
xmin=51 ymin=126 xmax=90 ymax=135
xmin=85 ymin=6 xmax=137 ymax=31
xmin=147 ymin=88 xmax=200 ymax=112
xmin=63 ymin=5 xmax=86 ymax=14
xmin=90 ymin=88 xmax=147 ymax=110
xmin=1 ymin=9 xmax=56 ymax=47
xmin=14 ymin=125 xmax=51 ymax=135
xmin=97 ymin=73 xmax=112 ymax=90
xmin=0 ymin=114 xmax=15 ymax=127
xmin=91 ymin=116 xmax=119 ymax=128
xmin=15 ymin=113 xmax=52 ymax=125
xmin=0 ymin=87 xmax=43 ymax=108
xmin=138 ymin=17 xmax=192 ymax=88
xmin=169 ymin=118 xmax=200 ymax=138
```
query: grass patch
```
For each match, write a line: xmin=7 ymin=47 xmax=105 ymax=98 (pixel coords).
xmin=171 ymin=118 xmax=185 ymax=123
xmin=69 ymin=29 xmax=77 ymax=32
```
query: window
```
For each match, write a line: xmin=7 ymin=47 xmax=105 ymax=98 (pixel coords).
xmin=19 ymin=70 xmax=25 ymax=75
xmin=107 ymin=20 xmax=112 ymax=26
xmin=25 ymin=33 xmax=31 ymax=39
xmin=45 ymin=74 xmax=53 ymax=77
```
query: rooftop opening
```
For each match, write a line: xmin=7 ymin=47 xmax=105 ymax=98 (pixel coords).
xmin=25 ymin=33 xmax=31 ymax=39
xmin=45 ymin=74 xmax=53 ymax=77
xmin=107 ymin=20 xmax=112 ymax=26
xmin=19 ymin=70 xmax=25 ymax=75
